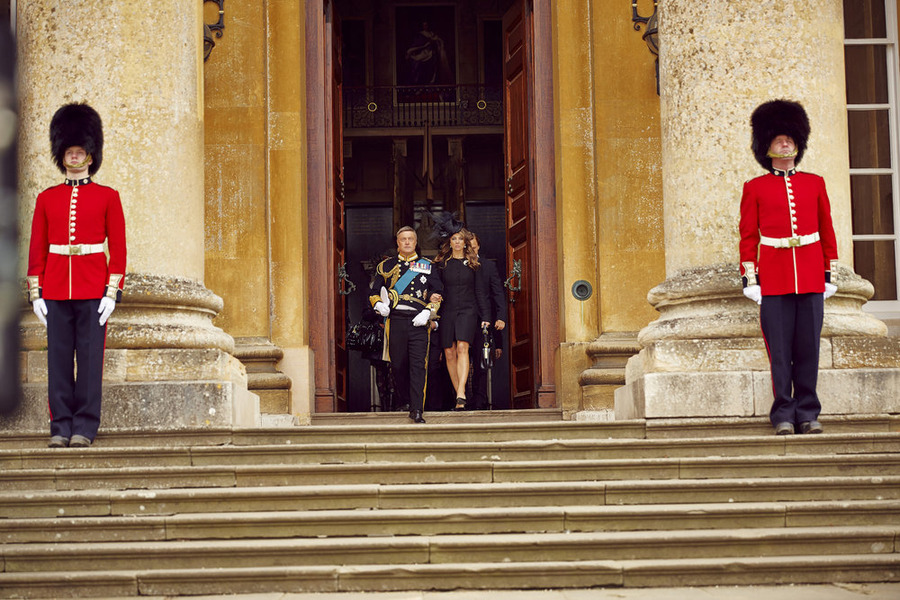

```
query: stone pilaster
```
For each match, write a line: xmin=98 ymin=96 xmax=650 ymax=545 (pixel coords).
xmin=615 ymin=0 xmax=900 ymax=421
xmin=10 ymin=1 xmax=258 ymax=433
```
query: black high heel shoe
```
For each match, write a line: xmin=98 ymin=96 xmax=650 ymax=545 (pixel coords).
xmin=454 ymin=397 xmax=467 ymax=411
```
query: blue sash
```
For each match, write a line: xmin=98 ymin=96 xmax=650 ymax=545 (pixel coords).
xmin=394 ymin=266 xmax=418 ymax=295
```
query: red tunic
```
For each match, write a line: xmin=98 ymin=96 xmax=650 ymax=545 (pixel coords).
xmin=739 ymin=170 xmax=838 ymax=296
xmin=27 ymin=180 xmax=127 ymax=300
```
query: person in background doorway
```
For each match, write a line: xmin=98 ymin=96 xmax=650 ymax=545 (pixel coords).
xmin=469 ymin=233 xmax=506 ymax=410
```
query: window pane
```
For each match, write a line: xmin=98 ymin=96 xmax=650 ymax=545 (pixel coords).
xmin=854 ymin=240 xmax=898 ymax=300
xmin=851 ymin=175 xmax=895 ymax=235
xmin=848 ymin=110 xmax=891 ymax=168
xmin=844 ymin=0 xmax=887 ymax=39
xmin=844 ymin=45 xmax=889 ymax=104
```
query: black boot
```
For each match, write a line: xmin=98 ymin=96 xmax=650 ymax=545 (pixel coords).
xmin=409 ymin=410 xmax=426 ymax=424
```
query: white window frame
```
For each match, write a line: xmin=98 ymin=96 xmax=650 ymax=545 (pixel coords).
xmin=845 ymin=0 xmax=900 ymax=323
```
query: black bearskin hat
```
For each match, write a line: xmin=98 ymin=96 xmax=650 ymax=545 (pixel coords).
xmin=750 ymin=99 xmax=810 ymax=171
xmin=50 ymin=103 xmax=103 ymax=176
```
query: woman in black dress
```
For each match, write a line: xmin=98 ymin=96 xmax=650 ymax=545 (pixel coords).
xmin=435 ymin=228 xmax=489 ymax=410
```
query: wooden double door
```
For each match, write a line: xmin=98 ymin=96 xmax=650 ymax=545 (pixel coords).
xmin=308 ymin=0 xmax=557 ymax=413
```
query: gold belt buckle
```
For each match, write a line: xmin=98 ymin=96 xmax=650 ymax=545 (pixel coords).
xmin=69 ymin=245 xmax=82 ymax=255
xmin=788 ymin=236 xmax=801 ymax=248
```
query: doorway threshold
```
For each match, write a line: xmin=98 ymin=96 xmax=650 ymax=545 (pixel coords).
xmin=310 ymin=408 xmax=563 ymax=426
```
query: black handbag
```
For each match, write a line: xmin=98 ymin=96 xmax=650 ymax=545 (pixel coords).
xmin=347 ymin=320 xmax=384 ymax=354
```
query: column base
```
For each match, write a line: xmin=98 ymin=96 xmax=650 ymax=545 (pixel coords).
xmin=615 ymin=363 xmax=900 ymax=420
xmin=12 ymin=274 xmax=260 ymax=433
xmin=616 ymin=334 xmax=900 ymax=421
xmin=616 ymin=265 xmax=900 ymax=421
xmin=9 ymin=348 xmax=259 ymax=433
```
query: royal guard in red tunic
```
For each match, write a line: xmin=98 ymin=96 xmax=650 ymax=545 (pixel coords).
xmin=739 ymin=100 xmax=838 ymax=436
xmin=26 ymin=103 xmax=126 ymax=448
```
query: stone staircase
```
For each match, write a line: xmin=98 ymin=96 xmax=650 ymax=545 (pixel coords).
xmin=0 ymin=415 xmax=898 ymax=598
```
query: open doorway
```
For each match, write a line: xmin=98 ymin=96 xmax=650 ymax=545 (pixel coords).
xmin=309 ymin=0 xmax=557 ymax=413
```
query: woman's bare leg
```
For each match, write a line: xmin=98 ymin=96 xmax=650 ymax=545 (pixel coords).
xmin=444 ymin=345 xmax=459 ymax=392
xmin=455 ymin=341 xmax=470 ymax=400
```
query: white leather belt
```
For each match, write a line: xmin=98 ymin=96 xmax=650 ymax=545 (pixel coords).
xmin=49 ymin=243 xmax=105 ymax=256
xmin=759 ymin=232 xmax=820 ymax=249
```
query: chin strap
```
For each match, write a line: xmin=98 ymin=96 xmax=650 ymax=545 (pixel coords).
xmin=65 ymin=154 xmax=93 ymax=170
xmin=767 ymin=149 xmax=798 ymax=159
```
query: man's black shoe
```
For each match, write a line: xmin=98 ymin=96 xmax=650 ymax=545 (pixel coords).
xmin=409 ymin=410 xmax=426 ymax=424
xmin=69 ymin=435 xmax=92 ymax=448
xmin=800 ymin=420 xmax=823 ymax=434
xmin=774 ymin=422 xmax=794 ymax=435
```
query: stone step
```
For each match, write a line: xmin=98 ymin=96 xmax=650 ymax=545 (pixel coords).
xmin=1 ymin=526 xmax=896 ymax=574
xmin=2 ymin=554 xmax=898 ymax=598
xmin=2 ymin=433 xmax=898 ymax=470
xmin=310 ymin=408 xmax=566 ymax=425
xmin=4 ymin=477 xmax=897 ymax=520
xmin=2 ymin=452 xmax=898 ymax=492
xmin=1 ymin=414 xmax=897 ymax=449
xmin=3 ymin=500 xmax=898 ymax=544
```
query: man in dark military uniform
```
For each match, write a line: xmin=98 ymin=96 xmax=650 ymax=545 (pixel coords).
xmin=739 ymin=99 xmax=838 ymax=436
xmin=369 ymin=226 xmax=442 ymax=423
xmin=27 ymin=103 xmax=127 ymax=448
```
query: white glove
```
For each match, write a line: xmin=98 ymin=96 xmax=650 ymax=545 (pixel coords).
xmin=742 ymin=285 xmax=762 ymax=305
xmin=824 ymin=282 xmax=837 ymax=299
xmin=98 ymin=297 xmax=116 ymax=326
xmin=32 ymin=299 xmax=48 ymax=327
xmin=412 ymin=309 xmax=431 ymax=327
xmin=374 ymin=302 xmax=390 ymax=317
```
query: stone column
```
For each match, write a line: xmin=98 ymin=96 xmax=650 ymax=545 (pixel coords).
xmin=11 ymin=1 xmax=258 ymax=433
xmin=615 ymin=0 xmax=900 ymax=421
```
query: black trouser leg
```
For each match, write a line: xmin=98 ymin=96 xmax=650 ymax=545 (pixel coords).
xmin=72 ymin=299 xmax=105 ymax=440
xmin=760 ymin=293 xmax=823 ymax=427
xmin=406 ymin=322 xmax=429 ymax=413
xmin=792 ymin=293 xmax=824 ymax=424
xmin=388 ymin=316 xmax=411 ymax=411
xmin=387 ymin=314 xmax=430 ymax=414
xmin=46 ymin=300 xmax=76 ymax=439
xmin=46 ymin=299 xmax=105 ymax=440
xmin=471 ymin=349 xmax=488 ymax=410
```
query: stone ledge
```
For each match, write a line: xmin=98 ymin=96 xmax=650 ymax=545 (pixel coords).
xmin=21 ymin=348 xmax=249 ymax=385
xmin=618 ymin=368 xmax=900 ymax=421
xmin=4 ymin=380 xmax=259 ymax=433
xmin=833 ymin=336 xmax=900 ymax=369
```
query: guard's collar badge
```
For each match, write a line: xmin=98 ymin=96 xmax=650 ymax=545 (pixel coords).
xmin=770 ymin=167 xmax=797 ymax=177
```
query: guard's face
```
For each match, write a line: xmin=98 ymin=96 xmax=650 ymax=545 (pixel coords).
xmin=768 ymin=135 xmax=796 ymax=158
xmin=64 ymin=146 xmax=92 ymax=174
xmin=470 ymin=237 xmax=480 ymax=255
xmin=397 ymin=231 xmax=417 ymax=256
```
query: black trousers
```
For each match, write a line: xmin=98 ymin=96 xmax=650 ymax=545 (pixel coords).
xmin=471 ymin=348 xmax=490 ymax=410
xmin=387 ymin=311 xmax=431 ymax=413
xmin=760 ymin=293 xmax=824 ymax=427
xmin=45 ymin=299 xmax=106 ymax=441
